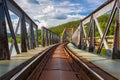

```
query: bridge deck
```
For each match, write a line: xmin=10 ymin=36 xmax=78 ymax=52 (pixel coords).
xmin=67 ymin=43 xmax=120 ymax=79
xmin=39 ymin=44 xmax=78 ymax=80
xmin=0 ymin=45 xmax=53 ymax=77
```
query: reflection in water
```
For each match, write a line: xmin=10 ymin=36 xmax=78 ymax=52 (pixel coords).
xmin=9 ymin=43 xmax=21 ymax=56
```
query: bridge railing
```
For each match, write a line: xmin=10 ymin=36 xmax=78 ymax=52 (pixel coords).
xmin=0 ymin=0 xmax=38 ymax=60
xmin=72 ymin=0 xmax=120 ymax=59
xmin=41 ymin=27 xmax=60 ymax=47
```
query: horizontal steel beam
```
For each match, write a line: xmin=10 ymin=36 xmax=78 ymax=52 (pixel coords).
xmin=82 ymin=0 xmax=115 ymax=25
xmin=6 ymin=0 xmax=37 ymax=28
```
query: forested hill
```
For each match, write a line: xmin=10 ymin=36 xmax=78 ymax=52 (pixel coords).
xmin=49 ymin=20 xmax=80 ymax=36
xmin=49 ymin=14 xmax=115 ymax=37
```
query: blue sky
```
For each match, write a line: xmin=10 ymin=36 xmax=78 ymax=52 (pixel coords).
xmin=14 ymin=0 xmax=106 ymax=29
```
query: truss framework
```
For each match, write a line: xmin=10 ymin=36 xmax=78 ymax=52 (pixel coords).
xmin=0 ymin=0 xmax=39 ymax=60
xmin=72 ymin=0 xmax=120 ymax=59
xmin=41 ymin=27 xmax=60 ymax=47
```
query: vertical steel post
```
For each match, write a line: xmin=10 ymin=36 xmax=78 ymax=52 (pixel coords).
xmin=112 ymin=0 xmax=120 ymax=59
xmin=44 ymin=29 xmax=46 ymax=46
xmin=26 ymin=29 xmax=30 ymax=50
xmin=51 ymin=32 xmax=53 ymax=45
xmin=46 ymin=29 xmax=49 ymax=46
xmin=83 ymin=24 xmax=89 ymax=48
xmin=81 ymin=24 xmax=86 ymax=50
xmin=33 ymin=27 xmax=36 ymax=48
xmin=78 ymin=23 xmax=85 ymax=49
xmin=89 ymin=16 xmax=95 ymax=52
xmin=48 ymin=30 xmax=50 ymax=45
xmin=53 ymin=34 xmax=54 ymax=44
xmin=0 ymin=0 xmax=10 ymax=60
xmin=41 ymin=27 xmax=45 ymax=47
xmin=55 ymin=35 xmax=56 ymax=43
xmin=36 ymin=26 xmax=39 ymax=47
xmin=21 ymin=14 xmax=27 ymax=52
xmin=50 ymin=32 xmax=52 ymax=45
xmin=78 ymin=24 xmax=82 ymax=49
xmin=30 ymin=23 xmax=35 ymax=49
xmin=48 ymin=31 xmax=50 ymax=45
xmin=52 ymin=33 xmax=53 ymax=44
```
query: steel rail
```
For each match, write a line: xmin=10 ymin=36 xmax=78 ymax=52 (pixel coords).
xmin=64 ymin=46 xmax=104 ymax=80
xmin=9 ymin=45 xmax=57 ymax=80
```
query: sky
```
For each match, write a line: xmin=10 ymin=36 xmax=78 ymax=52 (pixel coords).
xmin=13 ymin=0 xmax=106 ymax=29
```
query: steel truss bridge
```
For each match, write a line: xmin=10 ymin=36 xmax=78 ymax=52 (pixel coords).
xmin=0 ymin=0 xmax=120 ymax=80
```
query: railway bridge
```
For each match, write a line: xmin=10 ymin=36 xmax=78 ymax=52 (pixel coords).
xmin=0 ymin=0 xmax=120 ymax=80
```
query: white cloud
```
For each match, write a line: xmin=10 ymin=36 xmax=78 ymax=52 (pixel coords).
xmin=43 ymin=5 xmax=54 ymax=13
xmin=37 ymin=20 xmax=48 ymax=29
xmin=87 ymin=0 xmax=105 ymax=5
xmin=13 ymin=0 xmax=105 ymax=29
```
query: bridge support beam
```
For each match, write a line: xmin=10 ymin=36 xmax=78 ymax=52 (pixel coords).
xmin=51 ymin=33 xmax=53 ymax=44
xmin=48 ymin=31 xmax=50 ymax=45
xmin=35 ymin=26 xmax=39 ymax=47
xmin=41 ymin=27 xmax=45 ymax=47
xmin=78 ymin=22 xmax=86 ymax=50
xmin=46 ymin=30 xmax=49 ymax=46
xmin=0 ymin=0 xmax=10 ymax=60
xmin=113 ymin=0 xmax=120 ymax=59
xmin=49 ymin=32 xmax=52 ymax=45
xmin=88 ymin=16 xmax=95 ymax=52
xmin=21 ymin=15 xmax=28 ymax=52
xmin=26 ymin=29 xmax=30 ymax=50
xmin=77 ymin=27 xmax=81 ymax=49
xmin=30 ymin=23 xmax=35 ymax=49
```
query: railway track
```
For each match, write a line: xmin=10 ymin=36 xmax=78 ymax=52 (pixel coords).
xmin=1 ymin=43 xmax=117 ymax=80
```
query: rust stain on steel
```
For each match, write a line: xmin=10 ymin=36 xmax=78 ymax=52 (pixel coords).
xmin=39 ymin=44 xmax=78 ymax=80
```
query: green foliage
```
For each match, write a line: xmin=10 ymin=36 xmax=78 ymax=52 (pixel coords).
xmin=8 ymin=37 xmax=12 ymax=43
xmin=97 ymin=14 xmax=116 ymax=36
xmin=49 ymin=20 xmax=80 ymax=36
xmin=8 ymin=36 xmax=21 ymax=43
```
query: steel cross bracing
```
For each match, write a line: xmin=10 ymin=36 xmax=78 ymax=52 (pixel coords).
xmin=0 ymin=0 xmax=39 ymax=60
xmin=72 ymin=0 xmax=120 ymax=59
xmin=41 ymin=27 xmax=60 ymax=47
